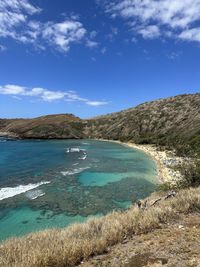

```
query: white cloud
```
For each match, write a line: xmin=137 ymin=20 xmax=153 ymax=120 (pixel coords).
xmin=65 ymin=90 xmax=88 ymax=102
xmin=41 ymin=91 xmax=66 ymax=102
xmin=0 ymin=0 xmax=96 ymax=52
xmin=107 ymin=0 xmax=200 ymax=28
xmin=42 ymin=20 xmax=87 ymax=52
xmin=0 ymin=0 xmax=41 ymax=15
xmin=105 ymin=0 xmax=200 ymax=43
xmin=0 ymin=84 xmax=67 ymax=102
xmin=167 ymin=51 xmax=181 ymax=60
xmin=86 ymin=30 xmax=99 ymax=48
xmin=0 ymin=44 xmax=6 ymax=51
xmin=106 ymin=26 xmax=119 ymax=42
xmin=86 ymin=40 xmax=99 ymax=48
xmin=12 ymin=95 xmax=22 ymax=100
xmin=90 ymin=30 xmax=97 ymax=39
xmin=137 ymin=25 xmax=160 ymax=39
xmin=86 ymin=101 xmax=109 ymax=106
xmin=91 ymin=57 xmax=96 ymax=62
xmin=101 ymin=47 xmax=107 ymax=54
xmin=0 ymin=84 xmax=109 ymax=106
xmin=0 ymin=84 xmax=26 ymax=94
xmin=179 ymin=27 xmax=200 ymax=42
xmin=25 ymin=87 xmax=46 ymax=96
xmin=0 ymin=0 xmax=40 ymax=40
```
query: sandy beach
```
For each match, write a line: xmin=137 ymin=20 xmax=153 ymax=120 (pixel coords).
xmin=99 ymin=139 xmax=183 ymax=184
xmin=125 ymin=143 xmax=183 ymax=184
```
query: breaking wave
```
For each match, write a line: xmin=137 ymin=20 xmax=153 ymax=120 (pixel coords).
xmin=61 ymin=167 xmax=90 ymax=176
xmin=25 ymin=189 xmax=45 ymax=200
xmin=0 ymin=181 xmax=50 ymax=201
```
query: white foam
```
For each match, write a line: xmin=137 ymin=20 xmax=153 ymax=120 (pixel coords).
xmin=79 ymin=154 xmax=87 ymax=160
xmin=66 ymin=147 xmax=86 ymax=153
xmin=25 ymin=189 xmax=45 ymax=200
xmin=61 ymin=167 xmax=90 ymax=176
xmin=0 ymin=181 xmax=50 ymax=201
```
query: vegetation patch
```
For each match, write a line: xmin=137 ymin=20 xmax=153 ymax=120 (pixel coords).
xmin=1 ymin=187 xmax=200 ymax=266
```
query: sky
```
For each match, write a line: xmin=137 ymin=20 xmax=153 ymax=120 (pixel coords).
xmin=0 ymin=0 xmax=200 ymax=119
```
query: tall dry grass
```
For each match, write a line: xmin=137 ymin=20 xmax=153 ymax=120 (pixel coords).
xmin=0 ymin=187 xmax=200 ymax=267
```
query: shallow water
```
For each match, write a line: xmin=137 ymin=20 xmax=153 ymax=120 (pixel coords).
xmin=0 ymin=139 xmax=158 ymax=241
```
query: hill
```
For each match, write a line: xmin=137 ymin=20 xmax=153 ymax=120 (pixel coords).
xmin=1 ymin=93 xmax=200 ymax=155
xmin=85 ymin=93 xmax=200 ymax=156
xmin=0 ymin=114 xmax=84 ymax=139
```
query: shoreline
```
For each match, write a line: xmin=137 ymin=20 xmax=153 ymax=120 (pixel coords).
xmin=97 ymin=139 xmax=183 ymax=185
xmin=1 ymin=136 xmax=183 ymax=185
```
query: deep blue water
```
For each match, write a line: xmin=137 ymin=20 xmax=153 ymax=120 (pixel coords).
xmin=0 ymin=139 xmax=158 ymax=241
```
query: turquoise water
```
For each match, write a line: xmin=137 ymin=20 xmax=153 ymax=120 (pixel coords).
xmin=0 ymin=139 xmax=158 ymax=241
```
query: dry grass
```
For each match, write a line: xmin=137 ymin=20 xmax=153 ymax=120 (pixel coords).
xmin=1 ymin=187 xmax=200 ymax=267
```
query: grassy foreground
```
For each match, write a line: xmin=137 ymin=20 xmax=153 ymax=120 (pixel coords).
xmin=82 ymin=212 xmax=200 ymax=266
xmin=0 ymin=187 xmax=200 ymax=267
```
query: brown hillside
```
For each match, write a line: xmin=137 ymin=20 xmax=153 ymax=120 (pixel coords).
xmin=0 ymin=114 xmax=84 ymax=139
xmin=1 ymin=94 xmax=200 ymax=154
xmin=84 ymin=94 xmax=200 ymax=155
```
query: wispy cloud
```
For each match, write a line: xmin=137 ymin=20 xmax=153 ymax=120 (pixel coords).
xmin=0 ymin=84 xmax=109 ymax=106
xmin=41 ymin=20 xmax=87 ymax=52
xmin=167 ymin=51 xmax=182 ymax=60
xmin=0 ymin=84 xmax=26 ymax=94
xmin=101 ymin=47 xmax=107 ymax=54
xmin=86 ymin=40 xmax=99 ymax=48
xmin=0 ymin=44 xmax=7 ymax=51
xmin=86 ymin=101 xmax=109 ymax=106
xmin=137 ymin=25 xmax=160 ymax=39
xmin=0 ymin=0 xmax=97 ymax=52
xmin=90 ymin=31 xmax=98 ymax=39
xmin=106 ymin=26 xmax=119 ymax=42
xmin=86 ymin=30 xmax=99 ymax=48
xmin=0 ymin=0 xmax=41 ymax=39
xmin=179 ymin=27 xmax=200 ymax=42
xmin=104 ymin=0 xmax=200 ymax=43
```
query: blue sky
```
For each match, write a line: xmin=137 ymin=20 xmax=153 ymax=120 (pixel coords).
xmin=0 ymin=0 xmax=199 ymax=118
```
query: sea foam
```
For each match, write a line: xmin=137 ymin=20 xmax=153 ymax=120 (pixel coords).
xmin=0 ymin=181 xmax=50 ymax=201
xmin=25 ymin=189 xmax=45 ymax=200
xmin=79 ymin=154 xmax=87 ymax=160
xmin=61 ymin=167 xmax=90 ymax=176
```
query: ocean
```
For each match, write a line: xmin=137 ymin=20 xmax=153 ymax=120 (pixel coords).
xmin=0 ymin=139 xmax=158 ymax=241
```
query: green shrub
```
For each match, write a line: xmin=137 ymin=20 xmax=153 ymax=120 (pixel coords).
xmin=158 ymin=182 xmax=175 ymax=192
xmin=178 ymin=160 xmax=200 ymax=188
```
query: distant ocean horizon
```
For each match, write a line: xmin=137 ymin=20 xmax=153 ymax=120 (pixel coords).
xmin=0 ymin=139 xmax=158 ymax=241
